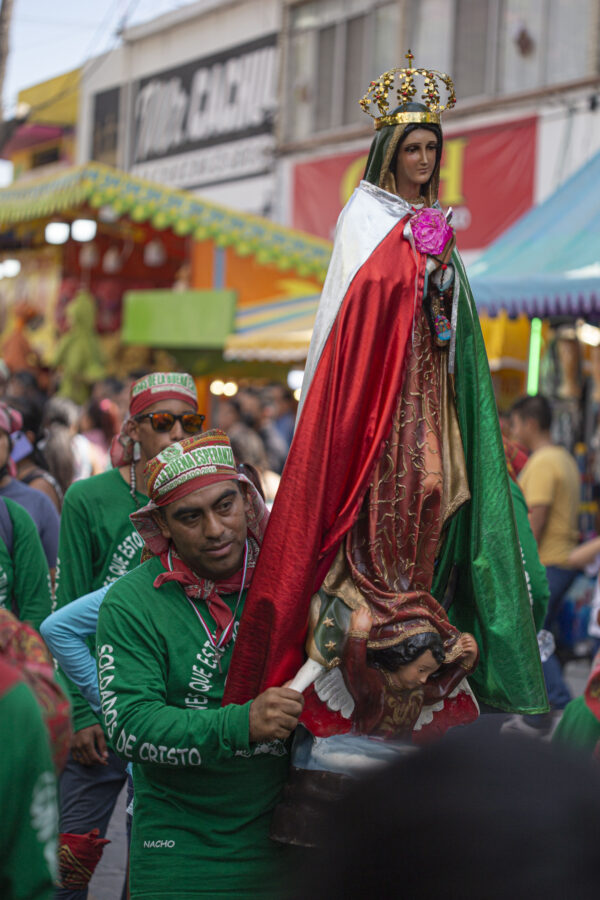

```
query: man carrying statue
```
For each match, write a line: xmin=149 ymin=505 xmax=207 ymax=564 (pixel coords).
xmin=96 ymin=430 xmax=304 ymax=899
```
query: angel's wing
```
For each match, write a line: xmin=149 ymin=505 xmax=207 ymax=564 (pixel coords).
xmin=314 ymin=665 xmax=355 ymax=719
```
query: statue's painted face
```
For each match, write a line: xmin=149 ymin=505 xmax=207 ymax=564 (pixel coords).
xmin=389 ymin=649 xmax=441 ymax=690
xmin=394 ymin=128 xmax=439 ymax=198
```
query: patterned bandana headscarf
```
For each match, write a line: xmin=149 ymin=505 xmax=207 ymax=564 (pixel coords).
xmin=0 ymin=609 xmax=71 ymax=773
xmin=144 ymin=429 xmax=239 ymax=506
xmin=109 ymin=372 xmax=198 ymax=468
xmin=130 ymin=430 xmax=269 ymax=642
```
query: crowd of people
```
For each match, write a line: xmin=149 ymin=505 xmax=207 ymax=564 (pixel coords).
xmin=0 ymin=367 xmax=306 ymax=899
xmin=214 ymin=384 xmax=297 ymax=505
xmin=1 ymin=361 xmax=599 ymax=900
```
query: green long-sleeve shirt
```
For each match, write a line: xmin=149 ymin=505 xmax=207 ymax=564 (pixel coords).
xmin=0 ymin=666 xmax=58 ymax=899
xmin=97 ymin=556 xmax=290 ymax=899
xmin=55 ymin=468 xmax=146 ymax=732
xmin=0 ymin=498 xmax=51 ymax=631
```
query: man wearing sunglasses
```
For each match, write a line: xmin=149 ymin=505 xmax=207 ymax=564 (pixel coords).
xmin=53 ymin=371 xmax=204 ymax=900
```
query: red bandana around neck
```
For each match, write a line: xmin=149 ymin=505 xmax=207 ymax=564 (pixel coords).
xmin=153 ymin=535 xmax=261 ymax=642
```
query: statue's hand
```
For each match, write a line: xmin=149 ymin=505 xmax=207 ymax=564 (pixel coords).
xmin=456 ymin=633 xmax=478 ymax=670
xmin=349 ymin=606 xmax=373 ymax=635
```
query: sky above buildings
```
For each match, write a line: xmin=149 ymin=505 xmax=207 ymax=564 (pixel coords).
xmin=0 ymin=0 xmax=199 ymax=183
xmin=3 ymin=0 xmax=196 ymax=113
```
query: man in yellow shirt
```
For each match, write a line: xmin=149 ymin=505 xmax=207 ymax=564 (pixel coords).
xmin=510 ymin=394 xmax=580 ymax=710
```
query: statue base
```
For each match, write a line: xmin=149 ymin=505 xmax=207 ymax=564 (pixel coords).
xmin=270 ymin=727 xmax=415 ymax=847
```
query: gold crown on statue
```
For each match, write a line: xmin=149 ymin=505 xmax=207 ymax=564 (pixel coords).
xmin=360 ymin=50 xmax=457 ymax=130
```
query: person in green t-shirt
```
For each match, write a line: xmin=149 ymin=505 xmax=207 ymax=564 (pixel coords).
xmin=553 ymin=694 xmax=600 ymax=755
xmin=97 ymin=431 xmax=304 ymax=900
xmin=53 ymin=372 xmax=205 ymax=900
xmin=553 ymin=650 xmax=600 ymax=758
xmin=0 ymin=657 xmax=59 ymax=900
xmin=0 ymin=496 xmax=52 ymax=631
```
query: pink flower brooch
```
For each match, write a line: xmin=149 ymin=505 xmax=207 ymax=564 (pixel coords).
xmin=411 ymin=207 xmax=453 ymax=256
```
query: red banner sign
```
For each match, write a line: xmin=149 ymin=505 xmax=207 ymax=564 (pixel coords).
xmin=292 ymin=117 xmax=537 ymax=252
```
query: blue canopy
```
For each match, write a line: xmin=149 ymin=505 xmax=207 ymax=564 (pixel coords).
xmin=468 ymin=149 xmax=600 ymax=317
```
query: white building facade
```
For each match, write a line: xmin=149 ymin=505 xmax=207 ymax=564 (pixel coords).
xmin=78 ymin=0 xmax=282 ymax=216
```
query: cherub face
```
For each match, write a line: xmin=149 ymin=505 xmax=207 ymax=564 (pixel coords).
xmin=388 ymin=649 xmax=440 ymax=690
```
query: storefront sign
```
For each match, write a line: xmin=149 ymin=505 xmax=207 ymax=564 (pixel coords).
xmin=130 ymin=35 xmax=277 ymax=189
xmin=292 ymin=117 xmax=537 ymax=252
xmin=131 ymin=134 xmax=273 ymax=189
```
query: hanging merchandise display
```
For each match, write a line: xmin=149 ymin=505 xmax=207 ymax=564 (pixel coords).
xmin=53 ymin=291 xmax=106 ymax=405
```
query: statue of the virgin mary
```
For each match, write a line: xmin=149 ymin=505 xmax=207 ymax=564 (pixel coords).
xmin=224 ymin=55 xmax=547 ymax=739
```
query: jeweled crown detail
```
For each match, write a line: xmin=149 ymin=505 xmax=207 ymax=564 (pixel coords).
xmin=360 ymin=50 xmax=457 ymax=130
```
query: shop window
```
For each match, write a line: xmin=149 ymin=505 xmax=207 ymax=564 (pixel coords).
xmin=31 ymin=146 xmax=61 ymax=168
xmin=284 ymin=0 xmax=598 ymax=142
xmin=544 ymin=0 xmax=596 ymax=85
xmin=91 ymin=87 xmax=121 ymax=167
xmin=283 ymin=0 xmax=401 ymax=141
xmin=315 ymin=24 xmax=337 ymax=133
xmin=410 ymin=0 xmax=598 ymax=103
xmin=453 ymin=0 xmax=499 ymax=99
xmin=499 ymin=0 xmax=596 ymax=94
xmin=408 ymin=0 xmax=454 ymax=75
xmin=342 ymin=15 xmax=368 ymax=126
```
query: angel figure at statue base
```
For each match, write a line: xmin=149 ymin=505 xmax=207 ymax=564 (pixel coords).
xmin=290 ymin=588 xmax=480 ymax=743
xmin=342 ymin=607 xmax=479 ymax=741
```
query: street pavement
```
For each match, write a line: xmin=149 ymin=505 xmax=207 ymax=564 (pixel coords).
xmin=564 ymin=656 xmax=591 ymax=697
xmin=88 ymin=785 xmax=127 ymax=900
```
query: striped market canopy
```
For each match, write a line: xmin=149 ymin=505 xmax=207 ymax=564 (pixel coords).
xmin=224 ymin=293 xmax=321 ymax=362
xmin=0 ymin=162 xmax=332 ymax=282
xmin=468 ymin=149 xmax=600 ymax=317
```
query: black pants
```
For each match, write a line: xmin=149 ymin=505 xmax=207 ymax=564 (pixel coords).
xmin=56 ymin=749 xmax=127 ymax=900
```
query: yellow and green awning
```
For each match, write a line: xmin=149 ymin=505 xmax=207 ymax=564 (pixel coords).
xmin=224 ymin=293 xmax=320 ymax=362
xmin=0 ymin=162 xmax=332 ymax=281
